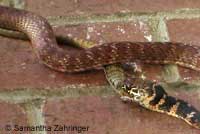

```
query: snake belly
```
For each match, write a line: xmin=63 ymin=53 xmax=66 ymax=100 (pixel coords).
xmin=0 ymin=5 xmax=200 ymax=129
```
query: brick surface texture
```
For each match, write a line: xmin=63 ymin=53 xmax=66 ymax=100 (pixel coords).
xmin=0 ymin=0 xmax=200 ymax=134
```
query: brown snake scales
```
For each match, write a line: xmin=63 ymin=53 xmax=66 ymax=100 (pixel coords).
xmin=1 ymin=6 xmax=200 ymax=73
xmin=0 ymin=5 xmax=200 ymax=129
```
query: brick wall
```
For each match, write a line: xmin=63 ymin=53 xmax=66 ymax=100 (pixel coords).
xmin=0 ymin=0 xmax=200 ymax=134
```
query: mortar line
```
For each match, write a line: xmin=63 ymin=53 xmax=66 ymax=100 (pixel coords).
xmin=147 ymin=18 xmax=181 ymax=82
xmin=0 ymin=81 xmax=200 ymax=103
xmin=0 ymin=85 xmax=115 ymax=103
xmin=47 ymin=8 xmax=200 ymax=26
xmin=21 ymin=99 xmax=46 ymax=134
xmin=0 ymin=0 xmax=25 ymax=9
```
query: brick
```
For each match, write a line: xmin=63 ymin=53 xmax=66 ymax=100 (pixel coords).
xmin=168 ymin=19 xmax=200 ymax=44
xmin=44 ymin=95 xmax=200 ymax=134
xmin=54 ymin=22 xmax=152 ymax=43
xmin=0 ymin=101 xmax=29 ymax=134
xmin=167 ymin=19 xmax=200 ymax=81
xmin=26 ymin=0 xmax=200 ymax=16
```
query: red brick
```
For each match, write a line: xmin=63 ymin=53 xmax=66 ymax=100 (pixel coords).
xmin=167 ymin=19 xmax=200 ymax=81
xmin=54 ymin=22 xmax=151 ymax=43
xmin=44 ymin=95 xmax=200 ymax=134
xmin=0 ymin=101 xmax=29 ymax=133
xmin=168 ymin=19 xmax=200 ymax=45
xmin=26 ymin=0 xmax=200 ymax=16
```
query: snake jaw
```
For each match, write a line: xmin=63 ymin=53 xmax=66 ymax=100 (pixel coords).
xmin=121 ymin=84 xmax=147 ymax=103
xmin=128 ymin=88 xmax=142 ymax=102
xmin=133 ymin=89 xmax=148 ymax=102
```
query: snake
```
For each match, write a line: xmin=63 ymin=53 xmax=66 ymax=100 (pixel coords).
xmin=0 ymin=5 xmax=200 ymax=129
xmin=104 ymin=64 xmax=200 ymax=129
xmin=121 ymin=77 xmax=200 ymax=129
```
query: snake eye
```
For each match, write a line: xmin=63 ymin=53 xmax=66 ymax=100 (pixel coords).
xmin=122 ymin=78 xmax=133 ymax=91
xmin=122 ymin=85 xmax=131 ymax=91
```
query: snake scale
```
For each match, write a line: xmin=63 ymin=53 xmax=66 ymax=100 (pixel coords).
xmin=121 ymin=77 xmax=200 ymax=129
xmin=0 ymin=5 xmax=200 ymax=129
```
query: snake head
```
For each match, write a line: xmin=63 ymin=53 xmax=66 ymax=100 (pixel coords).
xmin=121 ymin=77 xmax=154 ymax=103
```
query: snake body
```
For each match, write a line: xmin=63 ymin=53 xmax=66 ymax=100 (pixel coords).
xmin=1 ymin=6 xmax=200 ymax=73
xmin=121 ymin=77 xmax=200 ymax=129
xmin=0 ymin=5 xmax=200 ymax=129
